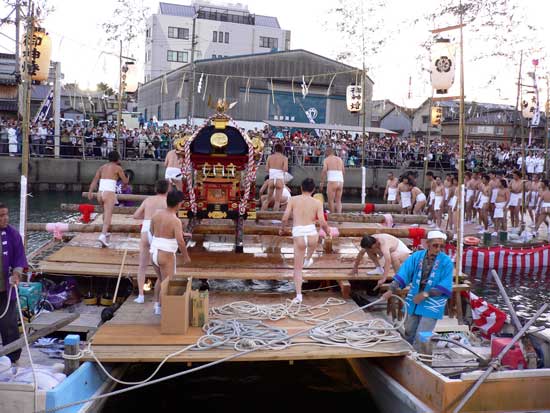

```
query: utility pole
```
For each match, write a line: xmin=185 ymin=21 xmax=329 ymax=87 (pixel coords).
xmin=187 ymin=13 xmax=197 ymax=124
xmin=53 ymin=61 xmax=61 ymax=158
xmin=14 ymin=0 xmax=20 ymax=86
xmin=116 ymin=40 xmax=123 ymax=153
xmin=360 ymin=66 xmax=367 ymax=205
xmin=19 ymin=0 xmax=33 ymax=246
xmin=423 ymin=96 xmax=433 ymax=193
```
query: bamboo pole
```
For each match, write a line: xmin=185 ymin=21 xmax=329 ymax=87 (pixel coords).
xmin=27 ymin=222 xmax=443 ymax=239
xmin=60 ymin=203 xmax=428 ymax=224
xmin=80 ymin=194 xmax=405 ymax=213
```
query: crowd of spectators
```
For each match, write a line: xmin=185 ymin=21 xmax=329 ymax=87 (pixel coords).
xmin=0 ymin=118 xmax=545 ymax=174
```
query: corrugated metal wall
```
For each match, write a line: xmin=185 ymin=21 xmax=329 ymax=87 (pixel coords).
xmin=138 ymin=50 xmax=373 ymax=125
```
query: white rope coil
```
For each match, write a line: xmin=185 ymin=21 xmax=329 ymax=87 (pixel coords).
xmin=209 ymin=297 xmax=346 ymax=325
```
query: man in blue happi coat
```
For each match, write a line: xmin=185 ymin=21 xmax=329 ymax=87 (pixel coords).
xmin=0 ymin=202 xmax=28 ymax=363
xmin=383 ymin=230 xmax=453 ymax=350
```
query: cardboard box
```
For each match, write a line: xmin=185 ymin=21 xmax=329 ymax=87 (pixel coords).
xmin=160 ymin=277 xmax=192 ymax=335
xmin=190 ymin=290 xmax=209 ymax=327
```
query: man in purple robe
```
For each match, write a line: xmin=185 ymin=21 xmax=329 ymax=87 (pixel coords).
xmin=0 ymin=202 xmax=27 ymax=362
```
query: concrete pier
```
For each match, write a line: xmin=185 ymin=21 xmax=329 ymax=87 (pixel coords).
xmin=0 ymin=157 xmax=429 ymax=195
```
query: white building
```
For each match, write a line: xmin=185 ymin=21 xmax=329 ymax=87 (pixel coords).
xmin=144 ymin=1 xmax=291 ymax=82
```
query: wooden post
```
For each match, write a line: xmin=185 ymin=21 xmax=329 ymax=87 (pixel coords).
xmin=63 ymin=334 xmax=80 ymax=375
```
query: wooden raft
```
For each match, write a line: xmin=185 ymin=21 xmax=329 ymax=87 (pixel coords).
xmin=85 ymin=292 xmax=410 ymax=363
xmin=38 ymin=244 xmax=394 ymax=283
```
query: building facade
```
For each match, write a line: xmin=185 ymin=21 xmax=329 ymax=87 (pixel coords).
xmin=138 ymin=49 xmax=373 ymax=128
xmin=144 ymin=1 xmax=291 ymax=83
xmin=371 ymin=99 xmax=413 ymax=138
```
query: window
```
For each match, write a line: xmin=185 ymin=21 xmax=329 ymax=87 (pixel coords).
xmin=259 ymin=36 xmax=278 ymax=49
xmin=157 ymin=105 xmax=161 ymax=121
xmin=174 ymin=102 xmax=180 ymax=119
xmin=168 ymin=27 xmax=189 ymax=39
xmin=213 ymin=31 xmax=218 ymax=42
xmin=167 ymin=50 xmax=188 ymax=62
xmin=218 ymin=31 xmax=224 ymax=43
xmin=495 ymin=126 xmax=505 ymax=135
xmin=421 ymin=115 xmax=428 ymax=124
xmin=212 ymin=54 xmax=216 ymax=59
xmin=224 ymin=32 xmax=229 ymax=43
xmin=144 ymin=108 xmax=148 ymax=121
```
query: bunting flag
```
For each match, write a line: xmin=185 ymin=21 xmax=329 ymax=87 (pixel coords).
xmin=161 ymin=74 xmax=168 ymax=95
xmin=461 ymin=291 xmax=506 ymax=337
xmin=301 ymin=75 xmax=309 ymax=98
xmin=326 ymin=74 xmax=336 ymax=96
xmin=176 ymin=72 xmax=187 ymax=99
xmin=531 ymin=61 xmax=541 ymax=127
xmin=202 ymin=74 xmax=209 ymax=101
xmin=244 ymin=77 xmax=250 ymax=103
xmin=270 ymin=78 xmax=275 ymax=104
xmin=33 ymin=88 xmax=54 ymax=125
xmin=291 ymin=77 xmax=296 ymax=103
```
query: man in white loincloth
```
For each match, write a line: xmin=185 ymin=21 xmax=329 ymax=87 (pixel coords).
xmin=508 ymin=170 xmax=523 ymax=230
xmin=493 ymin=179 xmax=510 ymax=236
xmin=132 ymin=179 xmax=169 ymax=303
xmin=280 ymin=178 xmax=331 ymax=303
xmin=534 ymin=179 xmax=550 ymax=236
xmin=88 ymin=151 xmax=128 ymax=247
xmin=149 ymin=190 xmax=191 ymax=315
xmin=164 ymin=143 xmax=184 ymax=191
xmin=320 ymin=147 xmax=345 ymax=213
xmin=350 ymin=234 xmax=411 ymax=288
xmin=263 ymin=143 xmax=288 ymax=212
xmin=384 ymin=172 xmax=399 ymax=205
xmin=397 ymin=176 xmax=413 ymax=214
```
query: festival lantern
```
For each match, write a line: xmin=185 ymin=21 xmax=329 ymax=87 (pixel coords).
xmin=124 ymin=63 xmax=138 ymax=93
xmin=430 ymin=38 xmax=456 ymax=94
xmin=431 ymin=106 xmax=443 ymax=126
xmin=22 ymin=27 xmax=52 ymax=82
xmin=522 ymin=91 xmax=537 ymax=119
xmin=346 ymin=85 xmax=362 ymax=113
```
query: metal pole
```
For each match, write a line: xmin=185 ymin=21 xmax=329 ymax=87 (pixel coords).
xmin=187 ymin=13 xmax=197 ymax=124
xmin=545 ymin=76 xmax=549 ymax=179
xmin=19 ymin=0 xmax=33 ymax=247
xmin=490 ymin=269 xmax=523 ymax=332
xmin=423 ymin=96 xmax=433 ymax=193
xmin=361 ymin=66 xmax=367 ymax=204
xmin=452 ymin=303 xmax=548 ymax=413
xmin=455 ymin=4 xmax=465 ymax=284
xmin=53 ymin=61 xmax=61 ymax=158
xmin=116 ymin=39 xmax=122 ymax=153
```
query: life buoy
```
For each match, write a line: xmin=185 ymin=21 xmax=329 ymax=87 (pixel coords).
xmin=464 ymin=236 xmax=481 ymax=246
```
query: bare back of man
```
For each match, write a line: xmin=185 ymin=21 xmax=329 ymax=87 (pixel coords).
xmin=321 ymin=149 xmax=345 ymax=213
xmin=88 ymin=151 xmax=128 ymax=247
xmin=164 ymin=149 xmax=183 ymax=191
xmin=132 ymin=180 xmax=169 ymax=303
xmin=281 ymin=178 xmax=330 ymax=303
xmin=264 ymin=145 xmax=288 ymax=212
xmin=149 ymin=191 xmax=190 ymax=314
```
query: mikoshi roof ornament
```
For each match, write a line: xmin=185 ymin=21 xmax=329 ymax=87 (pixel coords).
xmin=346 ymin=84 xmax=362 ymax=113
xmin=430 ymin=38 xmax=456 ymax=94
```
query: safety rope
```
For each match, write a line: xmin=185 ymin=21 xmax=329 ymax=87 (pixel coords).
xmin=44 ymin=295 xmax=408 ymax=413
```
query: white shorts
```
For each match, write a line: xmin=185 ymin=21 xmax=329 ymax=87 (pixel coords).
xmin=448 ymin=196 xmax=457 ymax=210
xmin=509 ymin=192 xmax=521 ymax=207
xmin=466 ymin=189 xmax=475 ymax=203
xmin=269 ymin=168 xmax=285 ymax=182
xmin=282 ymin=187 xmax=291 ymax=201
xmin=141 ymin=219 xmax=152 ymax=244
xmin=387 ymin=187 xmax=398 ymax=202
xmin=416 ymin=193 xmax=426 ymax=203
xmin=476 ymin=195 xmax=489 ymax=209
xmin=292 ymin=224 xmax=317 ymax=238
xmin=165 ymin=167 xmax=182 ymax=181
xmin=98 ymin=178 xmax=117 ymax=193
xmin=490 ymin=188 xmax=498 ymax=204
xmin=429 ymin=191 xmax=436 ymax=205
xmin=327 ymin=170 xmax=344 ymax=183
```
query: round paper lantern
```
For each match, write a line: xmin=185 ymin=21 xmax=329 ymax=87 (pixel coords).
xmin=346 ymin=85 xmax=362 ymax=113
xmin=22 ymin=27 xmax=52 ymax=82
xmin=521 ymin=91 xmax=537 ymax=119
xmin=430 ymin=39 xmax=456 ymax=94
xmin=124 ymin=63 xmax=138 ymax=93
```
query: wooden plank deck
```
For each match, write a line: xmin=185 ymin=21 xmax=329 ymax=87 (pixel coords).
xmin=85 ymin=291 xmax=410 ymax=363
xmin=38 ymin=238 xmax=394 ymax=281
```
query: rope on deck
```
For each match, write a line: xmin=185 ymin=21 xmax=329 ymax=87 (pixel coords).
xmin=48 ymin=295 xmax=409 ymax=413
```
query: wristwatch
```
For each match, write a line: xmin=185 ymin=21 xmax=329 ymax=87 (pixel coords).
xmin=422 ymin=291 xmax=429 ymax=298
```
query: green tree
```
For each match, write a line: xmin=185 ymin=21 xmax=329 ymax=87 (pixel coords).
xmin=101 ymin=0 xmax=150 ymax=47
xmin=97 ymin=82 xmax=115 ymax=96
